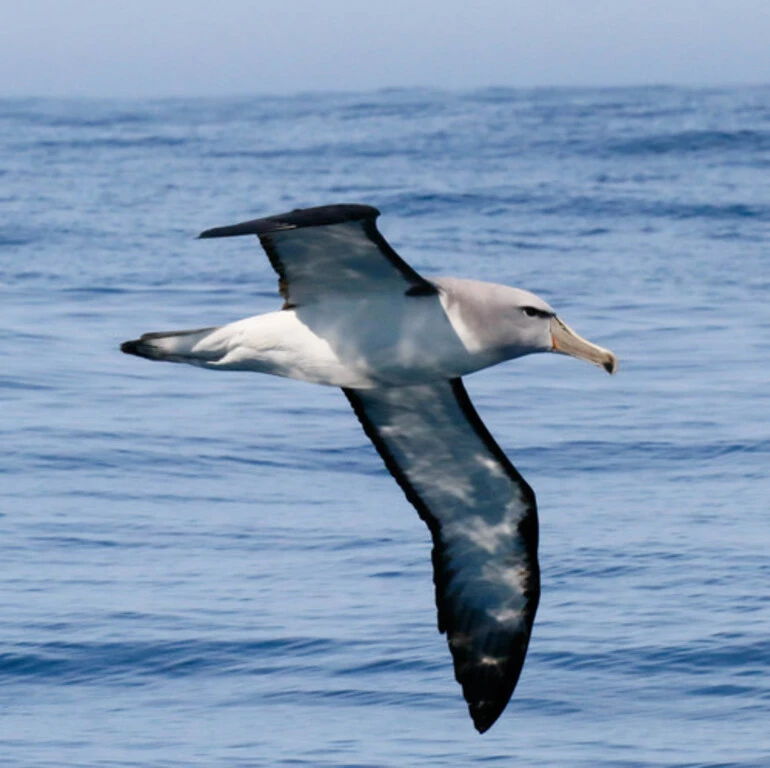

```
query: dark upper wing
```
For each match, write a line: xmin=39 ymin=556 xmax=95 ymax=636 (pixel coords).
xmin=198 ymin=204 xmax=436 ymax=307
xmin=343 ymin=380 xmax=540 ymax=733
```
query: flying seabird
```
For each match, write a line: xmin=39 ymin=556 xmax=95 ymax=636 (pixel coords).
xmin=121 ymin=204 xmax=617 ymax=733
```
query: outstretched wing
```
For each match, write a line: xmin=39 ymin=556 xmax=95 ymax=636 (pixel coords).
xmin=198 ymin=204 xmax=436 ymax=307
xmin=343 ymin=379 xmax=540 ymax=733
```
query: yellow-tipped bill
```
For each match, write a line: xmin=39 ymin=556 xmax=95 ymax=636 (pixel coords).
xmin=551 ymin=316 xmax=618 ymax=374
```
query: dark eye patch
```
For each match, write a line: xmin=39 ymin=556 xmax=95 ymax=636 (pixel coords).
xmin=522 ymin=306 xmax=552 ymax=319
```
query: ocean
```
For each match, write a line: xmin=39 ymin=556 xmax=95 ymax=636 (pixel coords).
xmin=1 ymin=86 xmax=768 ymax=767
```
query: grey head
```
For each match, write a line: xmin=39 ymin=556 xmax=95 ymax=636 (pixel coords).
xmin=433 ymin=277 xmax=618 ymax=374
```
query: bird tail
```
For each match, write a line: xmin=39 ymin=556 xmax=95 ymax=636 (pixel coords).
xmin=120 ymin=327 xmax=223 ymax=364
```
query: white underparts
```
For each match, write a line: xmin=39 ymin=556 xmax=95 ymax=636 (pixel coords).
xmin=140 ymin=288 xmax=532 ymax=389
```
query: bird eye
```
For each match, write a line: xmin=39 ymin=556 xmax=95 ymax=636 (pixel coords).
xmin=523 ymin=307 xmax=540 ymax=318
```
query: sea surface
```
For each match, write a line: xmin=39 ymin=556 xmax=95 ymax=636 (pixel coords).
xmin=1 ymin=86 xmax=768 ymax=767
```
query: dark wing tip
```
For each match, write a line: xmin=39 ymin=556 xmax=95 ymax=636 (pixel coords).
xmin=121 ymin=338 xmax=161 ymax=360
xmin=197 ymin=203 xmax=380 ymax=239
xmin=121 ymin=337 xmax=161 ymax=360
xmin=120 ymin=335 xmax=162 ymax=360
xmin=120 ymin=339 xmax=142 ymax=356
xmin=453 ymin=650 xmax=522 ymax=734
xmin=470 ymin=699 xmax=510 ymax=734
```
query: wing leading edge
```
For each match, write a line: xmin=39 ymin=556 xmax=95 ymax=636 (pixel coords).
xmin=344 ymin=380 xmax=540 ymax=733
xmin=199 ymin=204 xmax=436 ymax=307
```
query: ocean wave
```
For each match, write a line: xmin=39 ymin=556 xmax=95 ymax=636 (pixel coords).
xmin=30 ymin=135 xmax=191 ymax=150
xmin=608 ymin=129 xmax=770 ymax=156
xmin=536 ymin=635 xmax=770 ymax=685
xmin=0 ymin=637 xmax=344 ymax=685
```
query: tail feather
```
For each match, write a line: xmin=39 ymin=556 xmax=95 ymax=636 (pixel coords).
xmin=120 ymin=326 xmax=221 ymax=363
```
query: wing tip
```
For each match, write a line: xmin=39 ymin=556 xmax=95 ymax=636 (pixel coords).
xmin=460 ymin=667 xmax=518 ymax=734
xmin=120 ymin=339 xmax=143 ymax=356
xmin=470 ymin=700 xmax=508 ymax=734
xmin=197 ymin=203 xmax=380 ymax=240
xmin=463 ymin=666 xmax=519 ymax=733
xmin=197 ymin=226 xmax=235 ymax=239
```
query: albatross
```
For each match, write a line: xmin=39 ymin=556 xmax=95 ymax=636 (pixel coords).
xmin=121 ymin=203 xmax=617 ymax=733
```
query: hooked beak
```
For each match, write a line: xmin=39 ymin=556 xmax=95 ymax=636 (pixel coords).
xmin=551 ymin=316 xmax=618 ymax=374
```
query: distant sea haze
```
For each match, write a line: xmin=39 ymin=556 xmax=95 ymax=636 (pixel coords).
xmin=1 ymin=87 xmax=768 ymax=766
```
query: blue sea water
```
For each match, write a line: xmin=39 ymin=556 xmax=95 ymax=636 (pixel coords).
xmin=1 ymin=86 xmax=769 ymax=767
